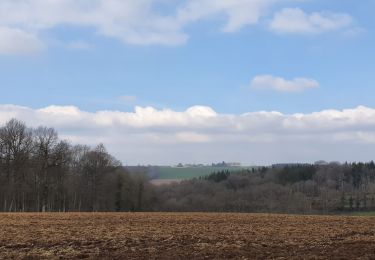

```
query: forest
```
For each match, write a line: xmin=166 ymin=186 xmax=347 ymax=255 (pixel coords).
xmin=1 ymin=118 xmax=375 ymax=214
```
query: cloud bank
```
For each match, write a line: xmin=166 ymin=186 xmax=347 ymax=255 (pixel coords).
xmin=0 ymin=26 xmax=44 ymax=55
xmin=0 ymin=0 xmax=280 ymax=53
xmin=1 ymin=104 xmax=375 ymax=165
xmin=270 ymin=8 xmax=354 ymax=34
xmin=0 ymin=0 xmax=357 ymax=54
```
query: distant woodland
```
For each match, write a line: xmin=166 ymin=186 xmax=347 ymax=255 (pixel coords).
xmin=1 ymin=119 xmax=375 ymax=214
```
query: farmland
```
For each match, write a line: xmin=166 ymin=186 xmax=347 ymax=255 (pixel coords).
xmin=1 ymin=213 xmax=375 ymax=259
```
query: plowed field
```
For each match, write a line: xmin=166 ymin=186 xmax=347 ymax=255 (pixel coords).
xmin=0 ymin=213 xmax=375 ymax=259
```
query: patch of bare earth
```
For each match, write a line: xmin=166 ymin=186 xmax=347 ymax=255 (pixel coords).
xmin=0 ymin=213 xmax=375 ymax=259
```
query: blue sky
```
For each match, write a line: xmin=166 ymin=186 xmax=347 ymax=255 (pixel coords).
xmin=1 ymin=0 xmax=375 ymax=164
xmin=0 ymin=0 xmax=374 ymax=113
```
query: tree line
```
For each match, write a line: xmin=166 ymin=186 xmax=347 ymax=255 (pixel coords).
xmin=2 ymin=118 xmax=375 ymax=214
xmin=154 ymin=163 xmax=375 ymax=214
xmin=0 ymin=119 xmax=153 ymax=212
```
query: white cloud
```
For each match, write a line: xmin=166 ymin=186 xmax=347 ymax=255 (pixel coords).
xmin=0 ymin=1 xmax=196 ymax=53
xmin=0 ymin=0 xmax=299 ymax=54
xmin=176 ymin=0 xmax=275 ymax=33
xmin=0 ymin=0 xmax=188 ymax=50
xmin=270 ymin=8 xmax=354 ymax=34
xmin=0 ymin=1 xmax=362 ymax=54
xmin=251 ymin=75 xmax=319 ymax=92
xmin=0 ymin=26 xmax=44 ymax=55
xmin=1 ymin=104 xmax=375 ymax=165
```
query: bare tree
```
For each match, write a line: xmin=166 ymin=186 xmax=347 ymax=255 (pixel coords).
xmin=0 ymin=119 xmax=33 ymax=211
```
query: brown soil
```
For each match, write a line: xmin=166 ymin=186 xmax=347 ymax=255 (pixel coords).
xmin=0 ymin=213 xmax=374 ymax=259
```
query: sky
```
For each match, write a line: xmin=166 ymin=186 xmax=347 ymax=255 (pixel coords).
xmin=0 ymin=0 xmax=375 ymax=165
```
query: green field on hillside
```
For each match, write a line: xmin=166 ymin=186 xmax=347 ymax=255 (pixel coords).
xmin=346 ymin=211 xmax=375 ymax=216
xmin=157 ymin=166 xmax=252 ymax=180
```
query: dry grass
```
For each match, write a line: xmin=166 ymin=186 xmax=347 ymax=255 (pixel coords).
xmin=1 ymin=213 xmax=375 ymax=259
